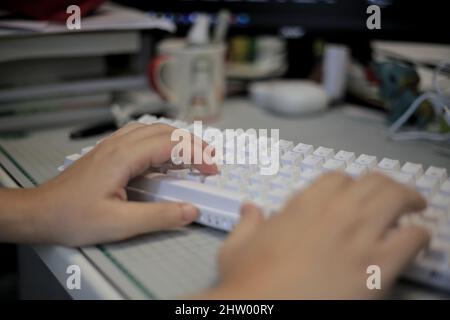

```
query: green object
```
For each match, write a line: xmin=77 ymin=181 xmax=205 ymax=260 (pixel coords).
xmin=374 ymin=61 xmax=434 ymax=128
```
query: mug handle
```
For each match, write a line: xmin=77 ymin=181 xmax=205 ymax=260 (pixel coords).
xmin=147 ymin=55 xmax=174 ymax=101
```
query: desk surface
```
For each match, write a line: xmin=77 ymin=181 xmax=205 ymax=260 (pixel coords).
xmin=1 ymin=99 xmax=449 ymax=299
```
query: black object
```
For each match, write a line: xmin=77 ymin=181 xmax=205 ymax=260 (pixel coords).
xmin=115 ymin=0 xmax=450 ymax=44
xmin=69 ymin=111 xmax=171 ymax=140
xmin=70 ymin=121 xmax=117 ymax=140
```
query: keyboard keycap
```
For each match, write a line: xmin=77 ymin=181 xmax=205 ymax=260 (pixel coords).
xmin=228 ymin=167 xmax=251 ymax=182
xmin=292 ymin=143 xmax=314 ymax=156
xmin=379 ymin=170 xmax=415 ymax=186
xmin=281 ymin=151 xmax=303 ymax=167
xmin=299 ymin=169 xmax=322 ymax=182
xmin=223 ymin=180 xmax=245 ymax=192
xmin=334 ymin=150 xmax=355 ymax=165
xmin=416 ymin=175 xmax=440 ymax=197
xmin=137 ymin=114 xmax=157 ymax=124
xmin=425 ymin=166 xmax=448 ymax=184
xmin=268 ymin=189 xmax=289 ymax=204
xmin=345 ymin=163 xmax=368 ymax=177
xmin=301 ymin=155 xmax=324 ymax=171
xmin=441 ymin=180 xmax=450 ymax=196
xmin=270 ymin=176 xmax=290 ymax=190
xmin=204 ymin=175 xmax=221 ymax=187
xmin=377 ymin=157 xmax=401 ymax=171
xmin=431 ymin=194 xmax=450 ymax=211
xmin=401 ymin=162 xmax=424 ymax=180
xmin=186 ymin=172 xmax=205 ymax=183
xmin=323 ymin=159 xmax=346 ymax=172
xmin=277 ymin=166 xmax=300 ymax=180
xmin=81 ymin=146 xmax=94 ymax=155
xmin=63 ymin=153 xmax=81 ymax=168
xmin=423 ymin=240 xmax=449 ymax=266
xmin=355 ymin=154 xmax=378 ymax=169
xmin=274 ymin=139 xmax=294 ymax=154
xmin=313 ymin=146 xmax=334 ymax=160
xmin=167 ymin=168 xmax=190 ymax=179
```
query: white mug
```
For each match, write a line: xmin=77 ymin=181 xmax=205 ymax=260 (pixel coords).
xmin=149 ymin=39 xmax=226 ymax=121
xmin=322 ymin=44 xmax=350 ymax=102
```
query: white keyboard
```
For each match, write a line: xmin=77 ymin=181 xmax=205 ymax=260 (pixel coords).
xmin=59 ymin=115 xmax=450 ymax=293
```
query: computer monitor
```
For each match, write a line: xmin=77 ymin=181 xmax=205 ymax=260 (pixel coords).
xmin=115 ymin=0 xmax=449 ymax=43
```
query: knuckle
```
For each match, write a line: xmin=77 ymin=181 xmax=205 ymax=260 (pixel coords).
xmin=319 ymin=171 xmax=352 ymax=184
xmin=151 ymin=123 xmax=175 ymax=132
xmin=97 ymin=141 xmax=126 ymax=160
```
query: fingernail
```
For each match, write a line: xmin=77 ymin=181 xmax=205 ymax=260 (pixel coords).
xmin=181 ymin=204 xmax=198 ymax=222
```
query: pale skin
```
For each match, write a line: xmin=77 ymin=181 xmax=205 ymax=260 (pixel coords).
xmin=0 ymin=123 xmax=430 ymax=299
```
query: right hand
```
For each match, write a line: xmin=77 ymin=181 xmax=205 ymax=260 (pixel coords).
xmin=211 ymin=172 xmax=429 ymax=299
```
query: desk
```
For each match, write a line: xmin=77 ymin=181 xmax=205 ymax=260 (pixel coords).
xmin=1 ymin=99 xmax=449 ymax=299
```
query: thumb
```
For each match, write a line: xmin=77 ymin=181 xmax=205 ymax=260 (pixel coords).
xmin=105 ymin=201 xmax=198 ymax=241
xmin=219 ymin=203 xmax=264 ymax=265
xmin=231 ymin=202 xmax=265 ymax=245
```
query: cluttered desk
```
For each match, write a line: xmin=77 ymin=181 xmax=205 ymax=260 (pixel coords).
xmin=0 ymin=0 xmax=450 ymax=301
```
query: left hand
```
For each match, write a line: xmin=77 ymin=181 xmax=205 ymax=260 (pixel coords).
xmin=27 ymin=122 xmax=217 ymax=246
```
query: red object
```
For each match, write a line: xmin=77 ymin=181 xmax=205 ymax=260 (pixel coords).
xmin=147 ymin=55 xmax=171 ymax=101
xmin=1 ymin=0 xmax=106 ymax=22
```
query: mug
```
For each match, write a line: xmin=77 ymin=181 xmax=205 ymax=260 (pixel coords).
xmin=149 ymin=39 xmax=226 ymax=121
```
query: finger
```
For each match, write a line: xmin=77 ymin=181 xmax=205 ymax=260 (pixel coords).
xmin=219 ymin=203 xmax=264 ymax=269
xmin=225 ymin=203 xmax=264 ymax=250
xmin=124 ymin=131 xmax=218 ymax=176
xmin=109 ymin=122 xmax=146 ymax=139
xmin=103 ymin=201 xmax=199 ymax=241
xmin=286 ymin=172 xmax=353 ymax=217
xmin=361 ymin=182 xmax=426 ymax=238
xmin=112 ymin=123 xmax=175 ymax=144
xmin=376 ymin=225 xmax=430 ymax=285
xmin=342 ymin=173 xmax=400 ymax=208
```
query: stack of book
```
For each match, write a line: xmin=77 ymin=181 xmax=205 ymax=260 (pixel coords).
xmin=0 ymin=3 xmax=174 ymax=132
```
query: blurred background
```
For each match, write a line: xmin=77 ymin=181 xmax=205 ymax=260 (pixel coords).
xmin=0 ymin=0 xmax=449 ymax=299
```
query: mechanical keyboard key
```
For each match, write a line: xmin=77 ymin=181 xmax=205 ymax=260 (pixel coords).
xmin=281 ymin=151 xmax=303 ymax=166
xmin=63 ymin=153 xmax=81 ymax=169
xmin=299 ymin=169 xmax=322 ymax=182
xmin=167 ymin=168 xmax=190 ymax=179
xmin=378 ymin=170 xmax=415 ymax=186
xmin=441 ymin=180 xmax=450 ymax=196
xmin=334 ymin=150 xmax=355 ymax=165
xmin=313 ymin=146 xmax=334 ymax=160
xmin=323 ymin=159 xmax=346 ymax=172
xmin=425 ymin=166 xmax=448 ymax=184
xmin=345 ymin=162 xmax=368 ymax=177
xmin=377 ymin=157 xmax=401 ymax=171
xmin=416 ymin=175 xmax=440 ymax=197
xmin=431 ymin=194 xmax=450 ymax=211
xmin=274 ymin=139 xmax=294 ymax=154
xmin=401 ymin=162 xmax=424 ymax=180
xmin=292 ymin=143 xmax=314 ymax=156
xmin=355 ymin=154 xmax=377 ymax=169
xmin=301 ymin=155 xmax=324 ymax=171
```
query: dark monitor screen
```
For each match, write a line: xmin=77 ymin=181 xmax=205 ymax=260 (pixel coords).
xmin=116 ymin=0 xmax=449 ymax=43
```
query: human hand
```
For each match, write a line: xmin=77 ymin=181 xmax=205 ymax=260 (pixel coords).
xmin=210 ymin=172 xmax=429 ymax=299
xmin=27 ymin=122 xmax=217 ymax=246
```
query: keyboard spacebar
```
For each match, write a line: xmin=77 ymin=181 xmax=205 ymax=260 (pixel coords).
xmin=126 ymin=173 xmax=245 ymax=231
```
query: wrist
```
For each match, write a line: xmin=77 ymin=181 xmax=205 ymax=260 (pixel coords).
xmin=0 ymin=187 xmax=43 ymax=243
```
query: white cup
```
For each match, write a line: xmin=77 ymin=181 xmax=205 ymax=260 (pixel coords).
xmin=149 ymin=39 xmax=226 ymax=121
xmin=322 ymin=44 xmax=350 ymax=101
